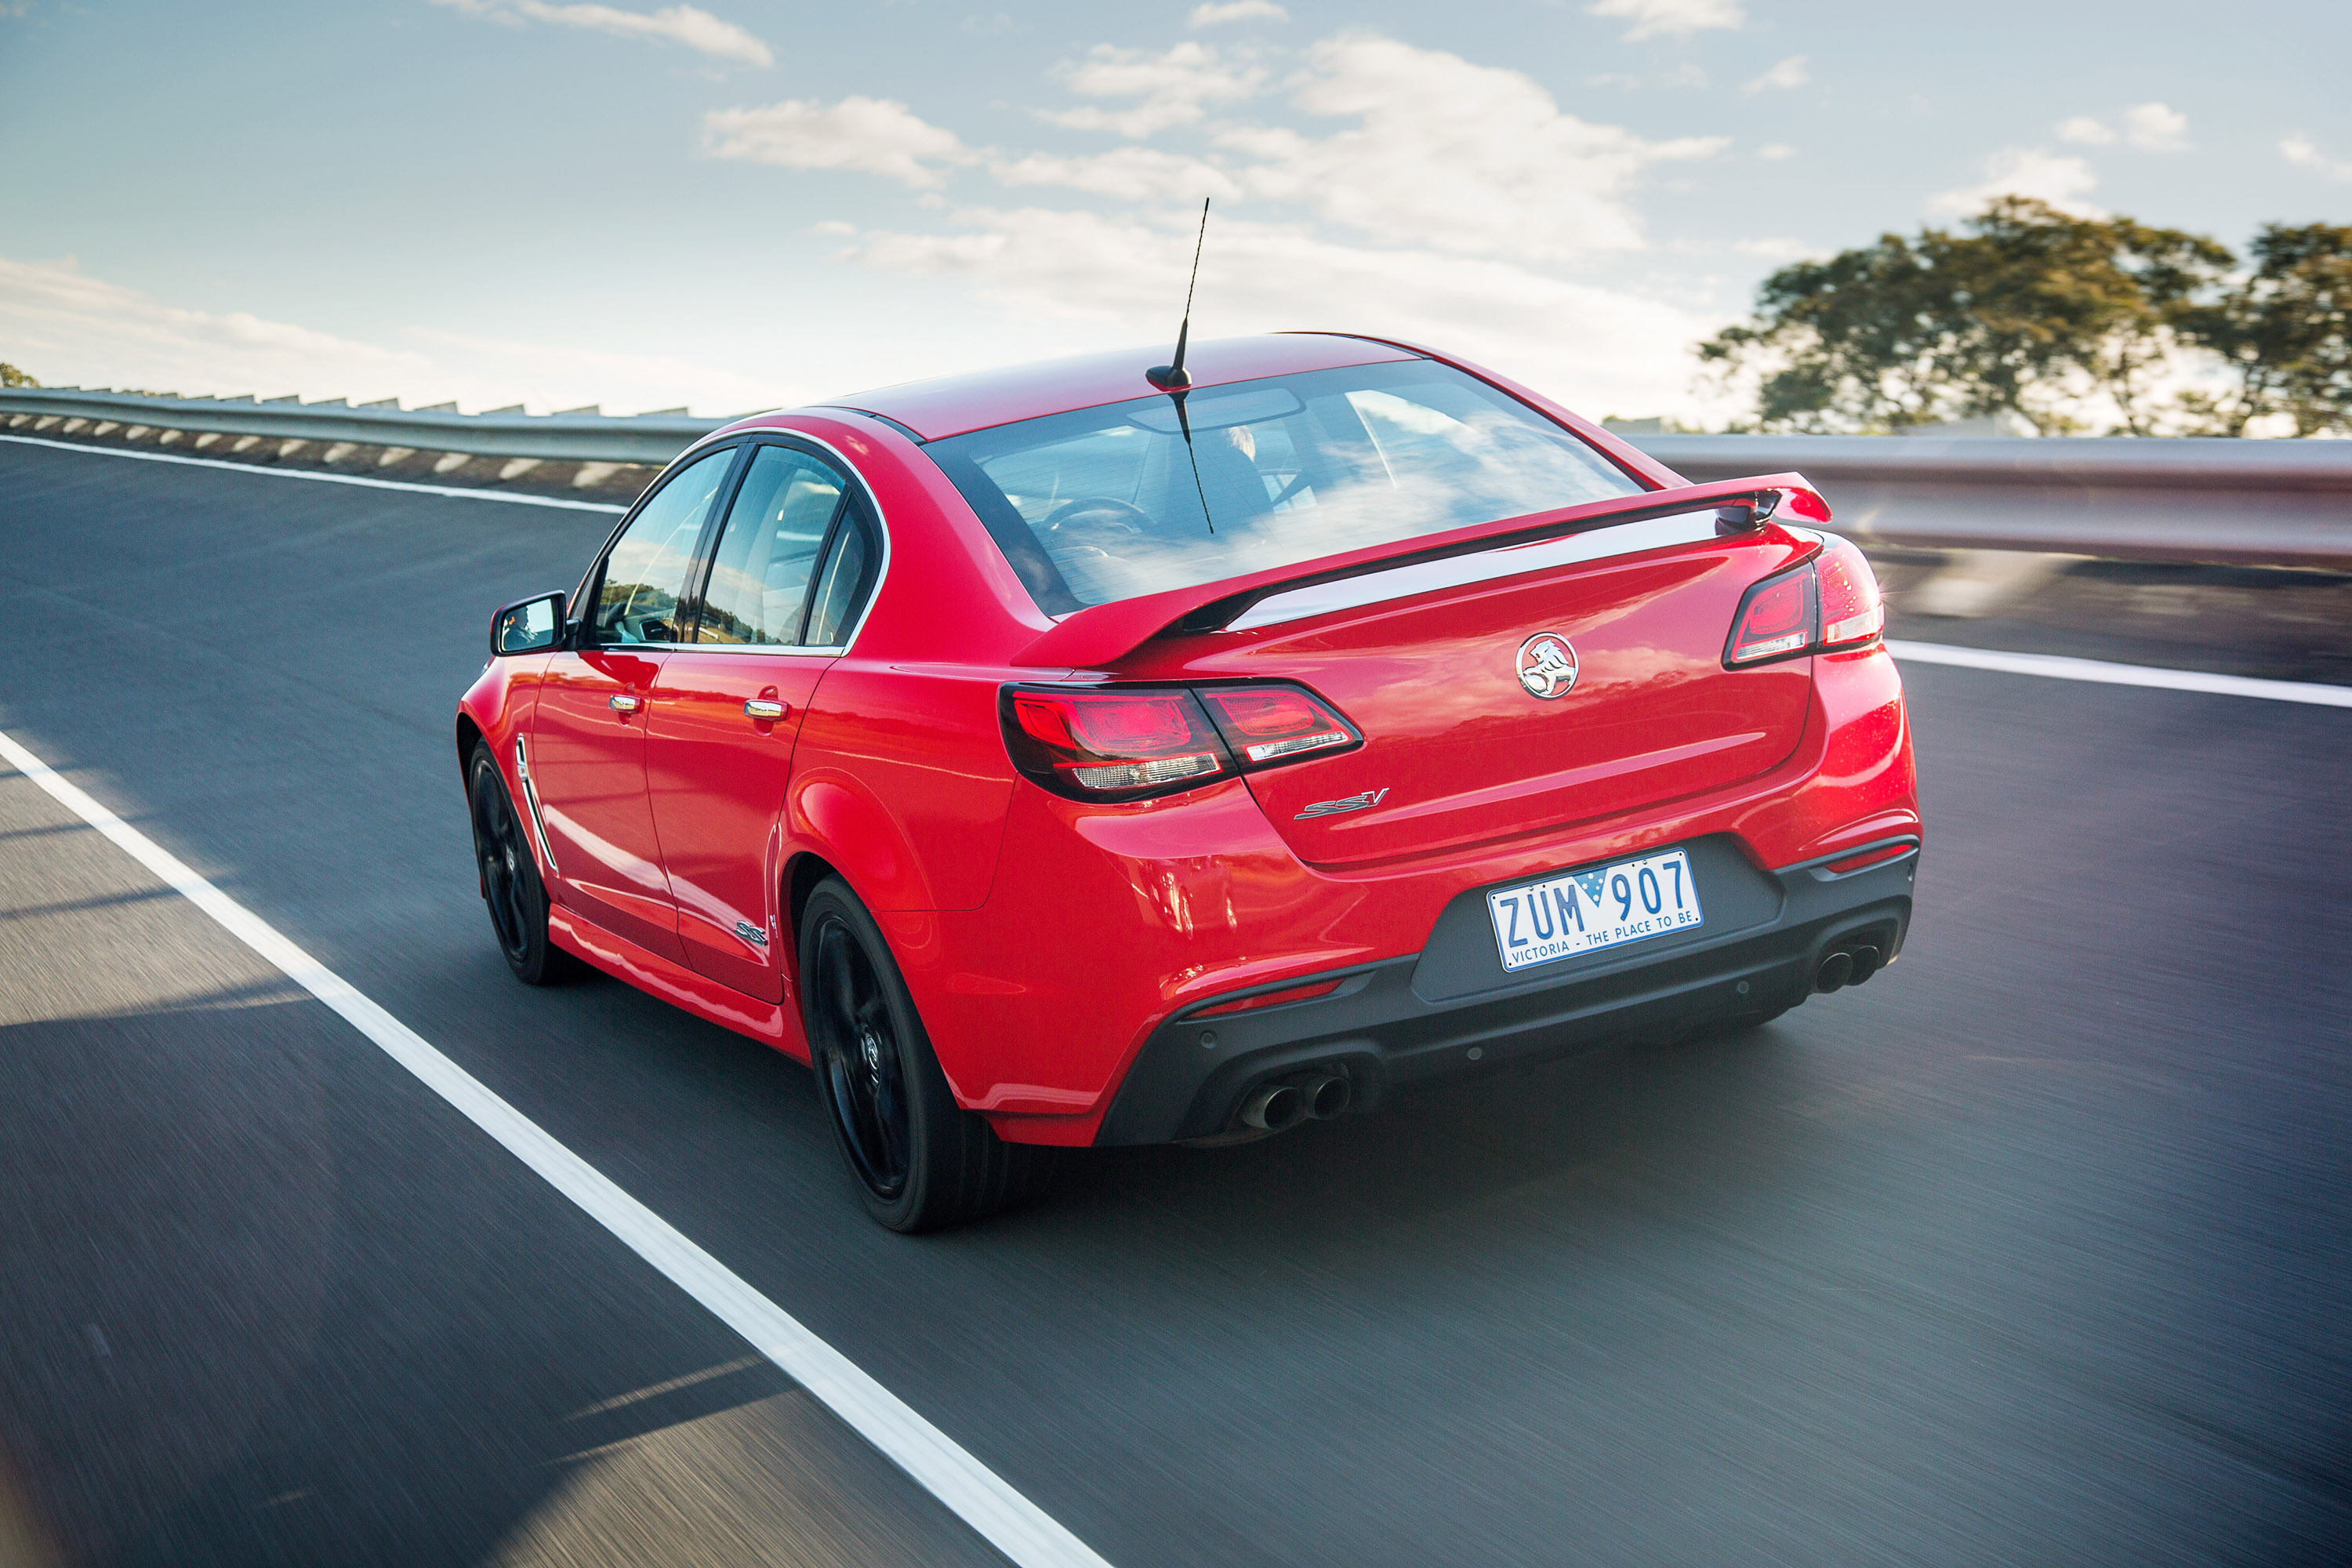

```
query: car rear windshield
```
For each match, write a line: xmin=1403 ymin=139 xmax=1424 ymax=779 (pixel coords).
xmin=922 ymin=359 xmax=1644 ymax=615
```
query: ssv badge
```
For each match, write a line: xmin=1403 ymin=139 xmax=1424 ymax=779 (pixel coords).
xmin=1296 ymin=787 xmax=1389 ymax=820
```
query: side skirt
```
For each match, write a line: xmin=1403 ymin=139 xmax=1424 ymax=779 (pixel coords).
xmin=549 ymin=905 xmax=811 ymax=1064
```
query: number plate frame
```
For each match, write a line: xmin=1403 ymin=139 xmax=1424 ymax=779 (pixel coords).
xmin=1486 ymin=847 xmax=1704 ymax=975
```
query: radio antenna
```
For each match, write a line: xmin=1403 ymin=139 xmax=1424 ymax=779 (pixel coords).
xmin=1147 ymin=198 xmax=1210 ymax=393
xmin=1147 ymin=199 xmax=1215 ymax=534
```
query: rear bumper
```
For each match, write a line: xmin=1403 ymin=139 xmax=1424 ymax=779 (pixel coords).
xmin=1094 ymin=838 xmax=1916 ymax=1145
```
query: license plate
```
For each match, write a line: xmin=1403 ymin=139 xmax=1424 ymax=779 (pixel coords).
xmin=1486 ymin=848 xmax=1704 ymax=974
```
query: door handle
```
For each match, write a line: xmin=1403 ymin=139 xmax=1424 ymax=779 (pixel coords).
xmin=743 ymin=699 xmax=787 ymax=721
xmin=608 ymin=694 xmax=641 ymax=713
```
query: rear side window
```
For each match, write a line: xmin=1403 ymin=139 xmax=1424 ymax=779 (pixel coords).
xmin=803 ymin=509 xmax=878 ymax=648
xmin=695 ymin=445 xmax=844 ymax=645
xmin=924 ymin=360 xmax=1641 ymax=615
xmin=591 ymin=445 xmax=736 ymax=644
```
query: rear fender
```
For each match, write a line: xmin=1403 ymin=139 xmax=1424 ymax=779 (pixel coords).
xmin=789 ymin=771 xmax=935 ymax=913
xmin=1760 ymin=645 xmax=1920 ymax=865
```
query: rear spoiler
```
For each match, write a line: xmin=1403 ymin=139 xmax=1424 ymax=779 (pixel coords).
xmin=1011 ymin=472 xmax=1828 ymax=670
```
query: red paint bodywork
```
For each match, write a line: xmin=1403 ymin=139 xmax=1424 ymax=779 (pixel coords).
xmin=458 ymin=334 xmax=1920 ymax=1145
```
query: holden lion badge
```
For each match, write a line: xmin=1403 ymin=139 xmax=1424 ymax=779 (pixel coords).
xmin=1516 ymin=633 xmax=1579 ymax=699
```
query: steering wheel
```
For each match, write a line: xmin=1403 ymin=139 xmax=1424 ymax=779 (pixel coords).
xmin=1041 ymin=497 xmax=1152 ymax=537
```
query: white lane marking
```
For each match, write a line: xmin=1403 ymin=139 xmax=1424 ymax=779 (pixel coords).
xmin=0 ymin=433 xmax=627 ymax=514
xmin=0 ymin=725 xmax=1112 ymax=1568
xmin=1889 ymin=639 xmax=2352 ymax=708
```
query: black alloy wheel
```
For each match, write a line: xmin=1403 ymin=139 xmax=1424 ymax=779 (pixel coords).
xmin=798 ymin=877 xmax=1050 ymax=1232
xmin=466 ymin=746 xmax=579 ymax=985
xmin=811 ymin=916 xmax=912 ymax=1201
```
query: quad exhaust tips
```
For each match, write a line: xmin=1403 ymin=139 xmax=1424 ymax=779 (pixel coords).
xmin=1240 ymin=1070 xmax=1352 ymax=1132
xmin=1815 ymin=943 xmax=1883 ymax=994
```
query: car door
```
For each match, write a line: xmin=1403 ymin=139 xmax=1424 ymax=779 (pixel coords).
xmin=530 ymin=444 xmax=742 ymax=964
xmin=647 ymin=439 xmax=882 ymax=1000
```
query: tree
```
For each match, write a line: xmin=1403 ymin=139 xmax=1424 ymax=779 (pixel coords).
xmin=2178 ymin=223 xmax=2352 ymax=437
xmin=1700 ymin=198 xmax=2230 ymax=435
xmin=0 ymin=361 xmax=37 ymax=388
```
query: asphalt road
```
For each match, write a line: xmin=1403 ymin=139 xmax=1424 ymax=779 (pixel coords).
xmin=2 ymin=440 xmax=2347 ymax=1568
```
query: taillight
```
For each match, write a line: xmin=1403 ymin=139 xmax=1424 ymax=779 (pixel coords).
xmin=1726 ymin=568 xmax=1817 ymax=665
xmin=1005 ymin=688 xmax=1230 ymax=798
xmin=1197 ymin=685 xmax=1358 ymax=765
xmin=1724 ymin=536 xmax=1884 ymax=667
xmin=1815 ymin=535 xmax=1885 ymax=649
xmin=1001 ymin=681 xmax=1359 ymax=801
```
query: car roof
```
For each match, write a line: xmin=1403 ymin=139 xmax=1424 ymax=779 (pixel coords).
xmin=817 ymin=332 xmax=1421 ymax=442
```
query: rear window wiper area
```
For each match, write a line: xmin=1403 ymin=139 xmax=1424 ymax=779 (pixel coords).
xmin=1227 ymin=510 xmax=1727 ymax=631
xmin=1009 ymin=474 xmax=1829 ymax=669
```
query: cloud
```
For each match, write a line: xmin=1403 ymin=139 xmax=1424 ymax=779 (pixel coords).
xmin=2054 ymin=104 xmax=2189 ymax=153
xmin=716 ymin=34 xmax=1719 ymax=264
xmin=430 ymin=0 xmax=772 ymax=66
xmin=697 ymin=29 xmax=1737 ymax=419
xmin=1189 ymin=1 xmax=1285 ymax=24
xmin=1218 ymin=33 xmax=1724 ymax=259
xmin=0 ymin=252 xmax=429 ymax=397
xmin=2281 ymin=135 xmax=2352 ymax=182
xmin=1038 ymin=42 xmax=1265 ymax=139
xmin=833 ymin=206 xmax=1716 ymax=416
xmin=702 ymin=96 xmax=980 ymax=188
xmin=1584 ymin=0 xmax=1743 ymax=41
xmin=2120 ymin=101 xmax=2189 ymax=152
xmin=993 ymin=146 xmax=1240 ymax=201
xmin=402 ymin=327 xmax=800 ymax=415
xmin=1756 ymin=143 xmax=1795 ymax=161
xmin=1743 ymin=55 xmax=1807 ymax=93
xmin=1581 ymin=65 xmax=1708 ymax=91
xmin=1929 ymin=148 xmax=2103 ymax=219
xmin=0 ymin=252 xmax=796 ymax=415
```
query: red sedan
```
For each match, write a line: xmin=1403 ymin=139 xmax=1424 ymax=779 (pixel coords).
xmin=459 ymin=333 xmax=1920 ymax=1231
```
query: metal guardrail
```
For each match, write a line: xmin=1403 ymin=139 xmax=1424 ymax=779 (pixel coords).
xmin=1630 ymin=434 xmax=2352 ymax=569
xmin=0 ymin=387 xmax=723 ymax=464
xmin=5 ymin=388 xmax=2347 ymax=568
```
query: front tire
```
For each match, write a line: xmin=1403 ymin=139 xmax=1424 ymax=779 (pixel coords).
xmin=467 ymin=744 xmax=580 ymax=986
xmin=799 ymin=878 xmax=1046 ymax=1232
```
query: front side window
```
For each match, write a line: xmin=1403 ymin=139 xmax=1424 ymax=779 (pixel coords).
xmin=592 ymin=446 xmax=736 ymax=644
xmin=694 ymin=445 xmax=845 ymax=645
xmin=924 ymin=360 xmax=1642 ymax=615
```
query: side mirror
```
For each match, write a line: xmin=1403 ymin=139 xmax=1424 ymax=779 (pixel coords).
xmin=492 ymin=591 xmax=566 ymax=655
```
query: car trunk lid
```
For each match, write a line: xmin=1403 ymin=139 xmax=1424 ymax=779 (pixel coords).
xmin=1136 ymin=514 xmax=1818 ymax=867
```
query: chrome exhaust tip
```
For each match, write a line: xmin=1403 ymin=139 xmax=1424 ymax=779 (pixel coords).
xmin=1815 ymin=951 xmax=1855 ymax=993
xmin=1302 ymin=1073 xmax=1352 ymax=1121
xmin=1241 ymin=1080 xmax=1307 ymax=1132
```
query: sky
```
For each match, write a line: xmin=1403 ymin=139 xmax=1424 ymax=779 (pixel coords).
xmin=2 ymin=0 xmax=2347 ymax=423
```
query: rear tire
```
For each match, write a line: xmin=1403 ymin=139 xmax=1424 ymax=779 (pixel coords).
xmin=799 ymin=878 xmax=1048 ymax=1232
xmin=466 ymin=744 xmax=582 ymax=986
